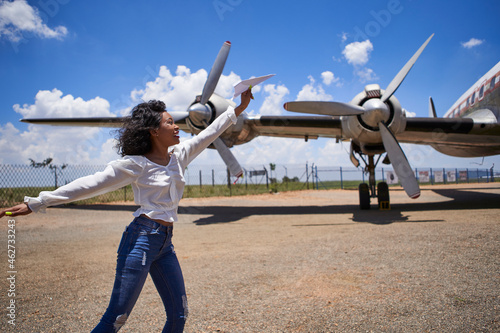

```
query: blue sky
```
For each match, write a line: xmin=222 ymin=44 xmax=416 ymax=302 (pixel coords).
xmin=1 ymin=0 xmax=499 ymax=171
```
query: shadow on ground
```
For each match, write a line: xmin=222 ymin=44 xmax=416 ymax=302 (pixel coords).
xmin=57 ymin=187 xmax=499 ymax=225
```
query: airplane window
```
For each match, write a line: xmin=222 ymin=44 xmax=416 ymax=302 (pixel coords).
xmin=466 ymin=97 xmax=470 ymax=107
xmin=490 ymin=76 xmax=496 ymax=90
xmin=471 ymin=92 xmax=475 ymax=104
xmin=479 ymin=85 xmax=484 ymax=99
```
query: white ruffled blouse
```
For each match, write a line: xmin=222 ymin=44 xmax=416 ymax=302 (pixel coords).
xmin=25 ymin=107 xmax=237 ymax=222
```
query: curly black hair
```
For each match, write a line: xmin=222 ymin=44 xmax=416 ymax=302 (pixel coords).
xmin=115 ymin=100 xmax=166 ymax=156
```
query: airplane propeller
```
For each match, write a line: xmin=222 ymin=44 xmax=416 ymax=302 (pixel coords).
xmin=284 ymin=34 xmax=434 ymax=199
xmin=186 ymin=41 xmax=243 ymax=178
xmin=201 ymin=41 xmax=231 ymax=105
xmin=380 ymin=34 xmax=434 ymax=103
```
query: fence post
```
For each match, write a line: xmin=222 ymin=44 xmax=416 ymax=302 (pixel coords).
xmin=340 ymin=166 xmax=343 ymax=190
xmin=305 ymin=162 xmax=309 ymax=190
xmin=265 ymin=167 xmax=269 ymax=189
xmin=199 ymin=170 xmax=202 ymax=189
xmin=212 ymin=169 xmax=215 ymax=187
xmin=315 ymin=165 xmax=319 ymax=190
xmin=430 ymin=168 xmax=434 ymax=185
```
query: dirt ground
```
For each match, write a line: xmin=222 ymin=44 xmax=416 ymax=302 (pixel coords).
xmin=1 ymin=183 xmax=499 ymax=332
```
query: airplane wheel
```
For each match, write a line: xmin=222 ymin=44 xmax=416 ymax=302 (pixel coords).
xmin=377 ymin=182 xmax=390 ymax=210
xmin=359 ymin=183 xmax=370 ymax=210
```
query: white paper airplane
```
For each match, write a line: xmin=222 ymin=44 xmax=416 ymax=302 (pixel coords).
xmin=232 ymin=74 xmax=275 ymax=100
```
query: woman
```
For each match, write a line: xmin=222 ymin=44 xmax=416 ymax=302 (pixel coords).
xmin=0 ymin=89 xmax=253 ymax=332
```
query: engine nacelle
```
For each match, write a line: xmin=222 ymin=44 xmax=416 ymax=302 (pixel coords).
xmin=185 ymin=93 xmax=258 ymax=148
xmin=342 ymin=84 xmax=406 ymax=153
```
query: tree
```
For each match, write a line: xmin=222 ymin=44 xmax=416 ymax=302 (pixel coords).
xmin=29 ymin=157 xmax=67 ymax=189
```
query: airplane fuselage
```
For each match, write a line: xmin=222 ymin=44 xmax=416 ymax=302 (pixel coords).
xmin=432 ymin=61 xmax=500 ymax=157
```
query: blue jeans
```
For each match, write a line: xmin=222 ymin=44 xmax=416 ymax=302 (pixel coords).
xmin=91 ymin=216 xmax=188 ymax=332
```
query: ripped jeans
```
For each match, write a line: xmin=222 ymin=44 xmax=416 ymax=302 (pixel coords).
xmin=91 ymin=216 xmax=188 ymax=333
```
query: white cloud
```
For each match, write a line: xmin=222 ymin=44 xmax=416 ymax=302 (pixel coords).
xmin=14 ymin=88 xmax=113 ymax=118
xmin=296 ymin=76 xmax=334 ymax=101
xmin=214 ymin=71 xmax=242 ymax=98
xmin=0 ymin=0 xmax=68 ymax=42
xmin=340 ymin=32 xmax=348 ymax=43
xmin=130 ymin=65 xmax=241 ymax=112
xmin=0 ymin=120 xmax=119 ymax=165
xmin=461 ymin=38 xmax=484 ymax=49
xmin=342 ymin=40 xmax=378 ymax=83
xmin=342 ymin=40 xmax=373 ymax=66
xmin=403 ymin=108 xmax=416 ymax=118
xmin=355 ymin=67 xmax=378 ymax=83
xmin=1 ymin=89 xmax=118 ymax=165
xmin=321 ymin=71 xmax=341 ymax=87
xmin=131 ymin=65 xmax=206 ymax=111
xmin=257 ymin=84 xmax=289 ymax=116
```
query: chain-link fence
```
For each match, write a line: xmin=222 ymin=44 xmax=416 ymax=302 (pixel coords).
xmin=310 ymin=165 xmax=497 ymax=190
xmin=0 ymin=163 xmax=497 ymax=207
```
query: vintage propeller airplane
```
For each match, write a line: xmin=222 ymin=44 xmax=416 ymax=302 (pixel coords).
xmin=21 ymin=37 xmax=500 ymax=209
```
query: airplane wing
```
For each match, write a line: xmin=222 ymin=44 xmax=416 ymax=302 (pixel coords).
xmin=397 ymin=117 xmax=500 ymax=157
xmin=20 ymin=114 xmax=343 ymax=140
xmin=247 ymin=115 xmax=342 ymax=140
xmin=20 ymin=117 xmax=126 ymax=128
xmin=21 ymin=116 xmax=191 ymax=132
xmin=21 ymin=114 xmax=500 ymax=154
xmin=248 ymin=115 xmax=500 ymax=156
xmin=250 ymin=115 xmax=500 ymax=156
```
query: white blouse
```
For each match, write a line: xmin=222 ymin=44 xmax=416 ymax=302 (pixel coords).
xmin=25 ymin=107 xmax=237 ymax=222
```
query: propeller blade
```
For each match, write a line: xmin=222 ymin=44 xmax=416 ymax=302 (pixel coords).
xmin=212 ymin=137 xmax=243 ymax=178
xmin=381 ymin=34 xmax=434 ymax=103
xmin=200 ymin=41 xmax=231 ymax=105
xmin=20 ymin=117 xmax=125 ymax=128
xmin=284 ymin=101 xmax=365 ymax=116
xmin=168 ymin=111 xmax=190 ymax=122
xmin=379 ymin=121 xmax=420 ymax=199
xmin=428 ymin=97 xmax=437 ymax=118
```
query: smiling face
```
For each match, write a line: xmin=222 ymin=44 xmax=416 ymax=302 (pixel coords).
xmin=152 ymin=112 xmax=180 ymax=148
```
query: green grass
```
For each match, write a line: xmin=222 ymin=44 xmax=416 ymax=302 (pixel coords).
xmin=0 ymin=178 xmax=490 ymax=208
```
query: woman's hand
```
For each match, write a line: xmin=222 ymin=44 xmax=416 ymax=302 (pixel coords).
xmin=0 ymin=203 xmax=32 ymax=218
xmin=234 ymin=88 xmax=253 ymax=116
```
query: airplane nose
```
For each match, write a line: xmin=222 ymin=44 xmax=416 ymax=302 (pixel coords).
xmin=188 ymin=102 xmax=211 ymax=128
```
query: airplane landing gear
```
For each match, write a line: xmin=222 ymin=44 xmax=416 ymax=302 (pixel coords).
xmin=358 ymin=183 xmax=370 ymax=210
xmin=358 ymin=155 xmax=390 ymax=210
xmin=377 ymin=182 xmax=390 ymax=210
